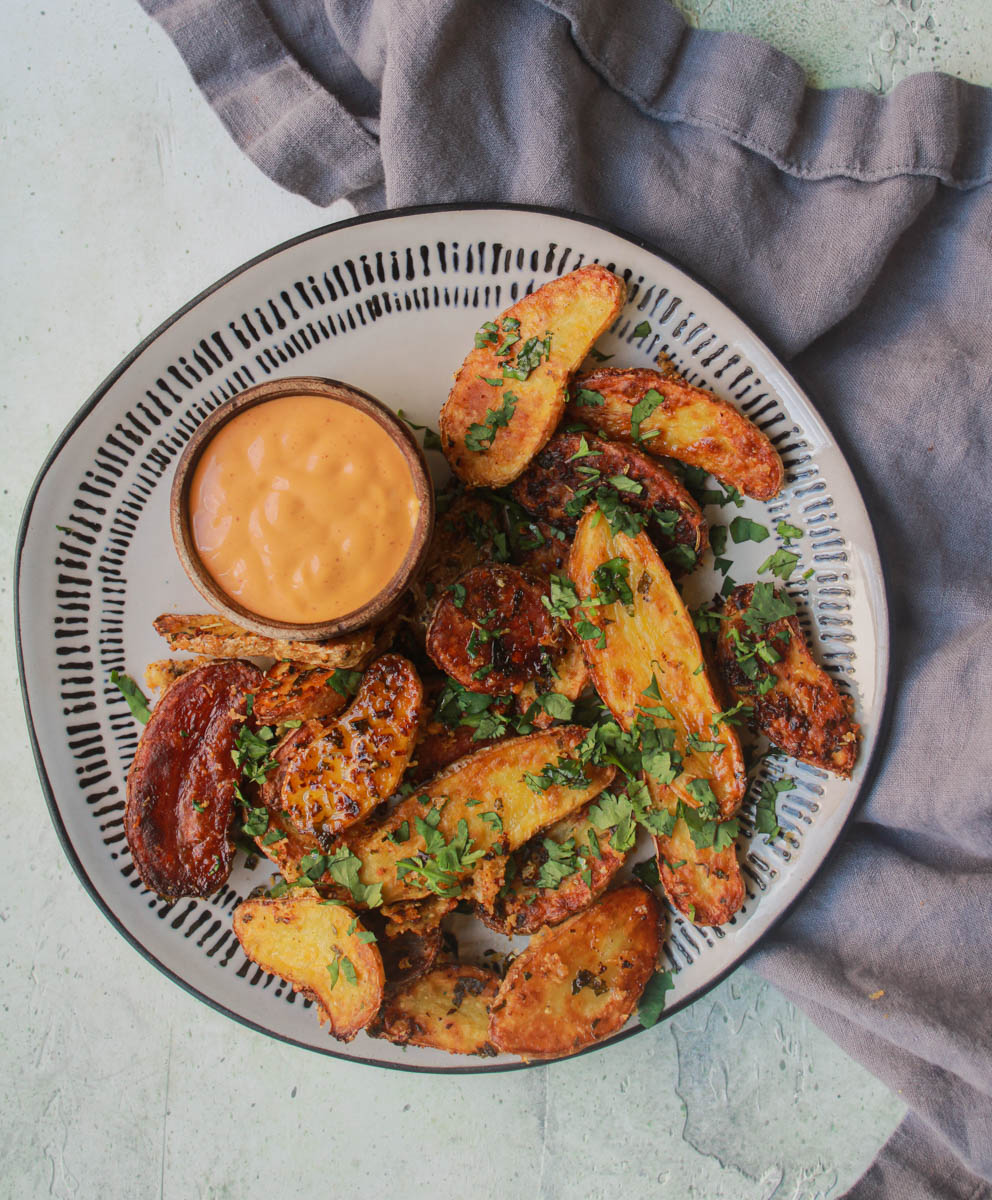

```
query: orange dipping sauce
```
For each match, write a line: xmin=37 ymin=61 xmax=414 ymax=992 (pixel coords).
xmin=189 ymin=394 xmax=421 ymax=624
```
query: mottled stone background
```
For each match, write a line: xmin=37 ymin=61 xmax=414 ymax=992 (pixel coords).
xmin=2 ymin=1 xmax=987 ymax=1196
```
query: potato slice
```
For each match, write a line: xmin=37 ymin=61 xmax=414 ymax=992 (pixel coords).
xmin=512 ymin=519 xmax=571 ymax=578
xmin=233 ymin=892 xmax=383 ymax=1041
xmin=252 ymin=661 xmax=350 ymax=726
xmin=567 ymin=367 xmax=784 ymax=501
xmin=441 ymin=266 xmax=626 ymax=487
xmin=252 ymin=721 xmax=323 ymax=876
xmin=281 ymin=655 xmax=423 ymax=845
xmin=426 ymin=564 xmax=565 ymax=694
xmin=509 ymin=429 xmax=707 ymax=567
xmin=360 ymin=910 xmax=441 ymax=997
xmin=342 ymin=727 xmax=616 ymax=905
xmin=478 ymin=802 xmax=627 ymax=936
xmin=143 ymin=656 xmax=217 ymax=695
xmin=653 ymin=826 xmax=744 ymax=926
xmin=125 ymin=660 xmax=261 ymax=899
xmin=716 ymin=583 xmax=860 ymax=776
xmin=488 ymin=884 xmax=662 ymax=1059
xmin=515 ymin=634 xmax=589 ymax=729
xmin=370 ymin=965 xmax=500 ymax=1056
xmin=568 ymin=512 xmax=746 ymax=817
xmin=152 ymin=612 xmax=375 ymax=669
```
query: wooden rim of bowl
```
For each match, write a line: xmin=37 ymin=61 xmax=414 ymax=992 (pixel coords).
xmin=169 ymin=377 xmax=435 ymax=642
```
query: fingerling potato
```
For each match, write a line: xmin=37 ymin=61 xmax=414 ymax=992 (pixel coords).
xmin=370 ymin=964 xmax=500 ymax=1056
xmin=252 ymin=660 xmax=350 ymax=726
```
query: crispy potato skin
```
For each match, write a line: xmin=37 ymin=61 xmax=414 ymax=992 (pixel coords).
xmin=410 ymin=492 xmax=503 ymax=635
xmin=567 ymin=368 xmax=784 ymax=501
xmin=233 ymin=892 xmax=383 ymax=1041
xmin=717 ymin=584 xmax=861 ymax=776
xmin=408 ymin=719 xmax=499 ymax=784
xmin=370 ymin=965 xmax=500 ymax=1056
xmin=569 ymin=513 xmax=746 ymax=817
xmin=478 ymin=803 xmax=627 ymax=936
xmin=360 ymin=910 xmax=441 ymax=997
xmin=281 ymin=655 xmax=423 ymax=844
xmin=143 ymin=657 xmax=217 ymax=695
xmin=513 ymin=521 xmax=571 ymax=578
xmin=253 ymin=721 xmax=323 ymax=876
xmin=654 ymin=827 xmax=744 ymax=926
xmin=152 ymin=613 xmax=374 ymax=669
xmin=441 ymin=266 xmax=627 ymax=487
xmin=125 ymin=660 xmax=261 ymax=899
xmin=343 ymin=727 xmax=615 ymax=905
xmin=488 ymin=884 xmax=662 ymax=1059
xmin=426 ymin=564 xmax=565 ymax=695
xmin=515 ymin=633 xmax=589 ymax=729
xmin=252 ymin=661 xmax=349 ymax=726
xmin=509 ymin=430 xmax=707 ymax=564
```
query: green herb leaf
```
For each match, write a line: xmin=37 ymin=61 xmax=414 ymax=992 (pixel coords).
xmin=729 ymin=516 xmax=770 ymax=544
xmin=110 ymin=670 xmax=151 ymax=724
xmin=574 ymin=388 xmax=605 ymax=407
xmin=630 ymin=388 xmax=663 ymax=443
xmin=397 ymin=410 xmax=442 ymax=452
xmin=465 ymin=392 xmax=518 ymax=453
xmin=632 ymin=856 xmax=661 ymax=887
xmin=241 ymin=806 xmax=269 ymax=838
xmin=638 ymin=970 xmax=675 ymax=1028
xmin=328 ymin=669 xmax=363 ymax=697
xmin=742 ymin=583 xmax=796 ymax=634
xmin=757 ymin=547 xmax=801 ymax=580
xmin=632 ymin=320 xmax=652 ymax=339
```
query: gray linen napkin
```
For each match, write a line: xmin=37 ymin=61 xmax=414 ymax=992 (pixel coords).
xmin=135 ymin=0 xmax=992 ymax=1193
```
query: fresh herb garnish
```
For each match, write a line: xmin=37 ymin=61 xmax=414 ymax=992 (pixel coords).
xmin=397 ymin=410 xmax=442 ymax=451
xmin=574 ymin=388 xmax=605 ymax=407
xmin=465 ymin=391 xmax=518 ymax=453
xmin=757 ymin=547 xmax=801 ymax=580
xmin=632 ymin=320 xmax=652 ymax=339
xmin=638 ymin=970 xmax=675 ymax=1027
xmin=110 ymin=670 xmax=151 ymax=724
xmin=729 ymin=516 xmax=770 ymax=544
xmin=630 ymin=388 xmax=663 ymax=443
xmin=328 ymin=668 xmax=363 ymax=697
xmin=755 ymin=776 xmax=794 ymax=839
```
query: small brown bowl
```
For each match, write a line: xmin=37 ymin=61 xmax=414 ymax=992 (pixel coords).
xmin=169 ymin=376 xmax=435 ymax=641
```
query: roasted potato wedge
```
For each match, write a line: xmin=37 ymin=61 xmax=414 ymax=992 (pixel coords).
xmin=441 ymin=266 xmax=627 ymax=487
xmin=512 ymin=520 xmax=571 ymax=578
xmin=143 ymin=656 xmax=217 ymax=695
xmin=252 ymin=720 xmax=323 ymax=876
xmin=125 ymin=660 xmax=261 ymax=899
xmin=426 ymin=564 xmax=565 ymax=695
xmin=152 ymin=612 xmax=374 ymax=669
xmin=488 ymin=884 xmax=662 ymax=1059
xmin=233 ymin=892 xmax=383 ymax=1041
xmin=342 ymin=727 xmax=616 ymax=905
xmin=370 ymin=965 xmax=500 ymax=1056
xmin=251 ymin=660 xmax=350 ymax=726
xmin=653 ymin=826 xmax=744 ymax=927
xmin=479 ymin=802 xmax=627 ymax=936
xmin=569 ymin=512 xmax=746 ymax=817
xmin=281 ymin=655 xmax=423 ymax=845
xmin=509 ymin=430 xmax=707 ymax=566
xmin=515 ymin=633 xmax=589 ymax=729
xmin=409 ymin=491 xmax=505 ymax=635
xmin=360 ymin=910 xmax=441 ymax=996
xmin=717 ymin=583 xmax=860 ymax=776
xmin=408 ymin=719 xmax=497 ymax=784
xmin=567 ymin=367 xmax=784 ymax=501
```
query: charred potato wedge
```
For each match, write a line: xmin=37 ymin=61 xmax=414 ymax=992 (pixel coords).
xmin=343 ymin=727 xmax=616 ymax=905
xmin=252 ymin=661 xmax=350 ymax=726
xmin=479 ymin=802 xmax=627 ymax=936
xmin=510 ymin=430 xmax=707 ymax=565
xmin=408 ymin=718 xmax=500 ymax=784
xmin=370 ymin=965 xmax=500 ymax=1056
xmin=516 ymin=634 xmax=589 ymax=729
xmin=488 ymin=884 xmax=662 ymax=1059
xmin=512 ymin=520 xmax=571 ymax=578
xmin=143 ymin=656 xmax=217 ymax=695
xmin=253 ymin=720 xmax=324 ymax=876
xmin=654 ymin=826 xmax=744 ymax=927
xmin=281 ymin=655 xmax=423 ymax=845
xmin=441 ymin=266 xmax=627 ymax=487
xmin=569 ymin=513 xmax=746 ymax=817
xmin=152 ymin=612 xmax=374 ymax=669
xmin=568 ymin=367 xmax=784 ymax=501
xmin=233 ymin=892 xmax=383 ymax=1041
xmin=125 ymin=660 xmax=261 ymax=899
xmin=360 ymin=910 xmax=441 ymax=997
xmin=717 ymin=583 xmax=860 ymax=776
xmin=426 ymin=564 xmax=565 ymax=695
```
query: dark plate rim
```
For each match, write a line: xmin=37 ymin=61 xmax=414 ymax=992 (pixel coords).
xmin=15 ymin=200 xmax=892 ymax=1075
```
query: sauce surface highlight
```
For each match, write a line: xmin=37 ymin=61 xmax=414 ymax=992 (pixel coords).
xmin=189 ymin=395 xmax=421 ymax=624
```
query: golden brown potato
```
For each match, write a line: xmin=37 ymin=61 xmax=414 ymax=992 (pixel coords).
xmin=441 ymin=266 xmax=627 ymax=487
xmin=281 ymin=655 xmax=423 ymax=845
xmin=125 ymin=660 xmax=261 ymax=899
xmin=509 ymin=429 xmax=707 ymax=566
xmin=426 ymin=564 xmax=565 ymax=695
xmin=478 ymin=802 xmax=628 ymax=936
xmin=252 ymin=661 xmax=350 ymax=726
xmin=515 ymin=634 xmax=589 ymax=729
xmin=232 ymin=892 xmax=383 ymax=1041
xmin=716 ymin=583 xmax=860 ymax=776
xmin=143 ymin=657 xmax=217 ymax=695
xmin=342 ymin=727 xmax=616 ymax=905
xmin=567 ymin=367 xmax=784 ymax=501
xmin=152 ymin=613 xmax=375 ymax=669
xmin=252 ymin=720 xmax=323 ymax=877
xmin=488 ymin=884 xmax=662 ymax=1059
xmin=653 ymin=826 xmax=744 ymax=927
xmin=370 ymin=965 xmax=500 ymax=1056
xmin=569 ymin=512 xmax=746 ymax=817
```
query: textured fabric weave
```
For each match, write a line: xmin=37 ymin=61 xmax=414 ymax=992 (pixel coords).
xmin=137 ymin=1 xmax=992 ymax=1193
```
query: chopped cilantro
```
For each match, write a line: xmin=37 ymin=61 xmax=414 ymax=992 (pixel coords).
xmin=328 ymin=668 xmax=363 ymax=697
xmin=630 ymin=388 xmax=664 ymax=442
xmin=523 ymin=755 xmax=589 ymax=793
xmin=574 ymin=388 xmax=605 ymax=407
xmin=632 ymin=320 xmax=652 ymax=339
xmin=465 ymin=391 xmax=518 ymax=453
xmin=755 ymin=776 xmax=794 ymax=839
xmin=632 ymin=856 xmax=661 ymax=887
xmin=742 ymin=583 xmax=796 ymax=634
xmin=638 ymin=969 xmax=675 ymax=1028
xmin=758 ymin=547 xmax=801 ymax=580
xmin=110 ymin=670 xmax=151 ymax=724
xmin=729 ymin=516 xmax=770 ymax=544
xmin=396 ymin=410 xmax=442 ymax=452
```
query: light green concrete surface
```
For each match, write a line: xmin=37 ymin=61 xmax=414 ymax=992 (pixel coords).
xmin=5 ymin=0 xmax=986 ymax=1196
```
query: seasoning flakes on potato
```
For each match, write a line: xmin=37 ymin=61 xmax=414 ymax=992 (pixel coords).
xmin=441 ymin=265 xmax=627 ymax=487
xmin=280 ymin=655 xmax=423 ymax=845
xmin=252 ymin=660 xmax=351 ymax=726
xmin=233 ymin=892 xmax=384 ymax=1042
xmin=426 ymin=564 xmax=565 ymax=695
xmin=488 ymin=884 xmax=663 ymax=1059
xmin=716 ymin=583 xmax=861 ymax=776
xmin=152 ymin=612 xmax=375 ymax=669
xmin=371 ymin=964 xmax=500 ymax=1056
xmin=125 ymin=659 xmax=261 ymax=899
xmin=567 ymin=367 xmax=784 ymax=501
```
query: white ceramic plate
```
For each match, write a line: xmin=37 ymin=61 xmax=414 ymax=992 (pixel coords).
xmin=17 ymin=205 xmax=888 ymax=1072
